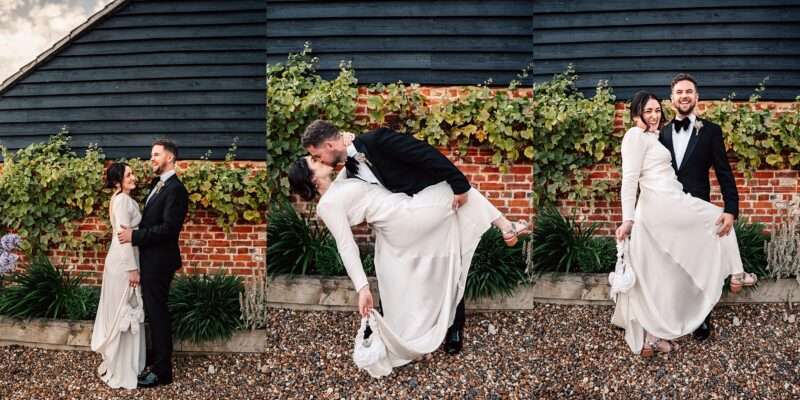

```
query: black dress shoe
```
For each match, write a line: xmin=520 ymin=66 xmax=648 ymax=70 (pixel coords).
xmin=137 ymin=369 xmax=150 ymax=381
xmin=137 ymin=372 xmax=172 ymax=388
xmin=444 ymin=326 xmax=463 ymax=355
xmin=693 ymin=317 xmax=713 ymax=341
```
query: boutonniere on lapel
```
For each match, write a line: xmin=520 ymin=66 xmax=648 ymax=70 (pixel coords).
xmin=354 ymin=152 xmax=372 ymax=167
xmin=693 ymin=120 xmax=704 ymax=137
xmin=152 ymin=180 xmax=165 ymax=195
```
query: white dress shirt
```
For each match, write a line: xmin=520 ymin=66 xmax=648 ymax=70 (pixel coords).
xmin=346 ymin=144 xmax=380 ymax=185
xmin=672 ymin=114 xmax=696 ymax=169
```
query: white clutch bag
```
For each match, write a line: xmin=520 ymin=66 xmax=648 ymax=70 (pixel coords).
xmin=352 ymin=312 xmax=391 ymax=378
xmin=117 ymin=286 xmax=144 ymax=335
xmin=608 ymin=238 xmax=636 ymax=300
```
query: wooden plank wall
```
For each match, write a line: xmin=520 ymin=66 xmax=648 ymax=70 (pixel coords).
xmin=0 ymin=0 xmax=266 ymax=160
xmin=266 ymin=0 xmax=534 ymax=85
xmin=532 ymin=0 xmax=800 ymax=99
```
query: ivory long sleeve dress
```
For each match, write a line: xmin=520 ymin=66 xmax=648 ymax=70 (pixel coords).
xmin=317 ymin=173 xmax=500 ymax=376
xmin=611 ymin=127 xmax=744 ymax=353
xmin=91 ymin=193 xmax=146 ymax=389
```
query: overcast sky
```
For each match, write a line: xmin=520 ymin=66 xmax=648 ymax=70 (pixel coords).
xmin=0 ymin=0 xmax=113 ymax=83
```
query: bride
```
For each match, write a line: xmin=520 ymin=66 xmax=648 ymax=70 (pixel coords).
xmin=91 ymin=162 xmax=146 ymax=389
xmin=611 ymin=91 xmax=757 ymax=357
xmin=289 ymin=155 xmax=528 ymax=376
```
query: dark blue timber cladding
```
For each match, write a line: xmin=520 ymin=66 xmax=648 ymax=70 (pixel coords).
xmin=533 ymin=0 xmax=800 ymax=100
xmin=0 ymin=0 xmax=266 ymax=160
xmin=266 ymin=0 xmax=534 ymax=85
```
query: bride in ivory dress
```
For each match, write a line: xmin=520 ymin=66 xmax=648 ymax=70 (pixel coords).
xmin=611 ymin=91 xmax=757 ymax=357
xmin=288 ymin=155 xmax=529 ymax=376
xmin=91 ymin=162 xmax=146 ymax=389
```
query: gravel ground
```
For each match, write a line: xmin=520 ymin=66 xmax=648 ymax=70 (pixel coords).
xmin=1 ymin=304 xmax=797 ymax=399
xmin=0 ymin=348 xmax=271 ymax=399
xmin=265 ymin=304 xmax=799 ymax=399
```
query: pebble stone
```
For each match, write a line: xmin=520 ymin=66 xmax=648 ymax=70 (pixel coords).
xmin=264 ymin=304 xmax=799 ymax=399
xmin=1 ymin=304 xmax=798 ymax=399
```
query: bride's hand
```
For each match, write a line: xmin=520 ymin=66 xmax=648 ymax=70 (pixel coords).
xmin=357 ymin=286 xmax=373 ymax=317
xmin=128 ymin=270 xmax=140 ymax=288
xmin=615 ymin=221 xmax=633 ymax=242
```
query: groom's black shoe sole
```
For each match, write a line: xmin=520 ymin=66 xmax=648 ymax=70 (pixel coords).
xmin=693 ymin=318 xmax=713 ymax=341
xmin=444 ymin=327 xmax=463 ymax=355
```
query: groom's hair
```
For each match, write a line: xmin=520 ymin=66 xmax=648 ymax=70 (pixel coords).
xmin=302 ymin=120 xmax=340 ymax=148
xmin=152 ymin=139 xmax=179 ymax=161
xmin=670 ymin=73 xmax=698 ymax=92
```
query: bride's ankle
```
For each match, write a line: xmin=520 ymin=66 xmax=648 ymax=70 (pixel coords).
xmin=493 ymin=217 xmax=512 ymax=233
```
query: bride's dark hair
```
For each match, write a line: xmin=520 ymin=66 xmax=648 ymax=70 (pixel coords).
xmin=105 ymin=162 xmax=128 ymax=190
xmin=630 ymin=91 xmax=666 ymax=131
xmin=288 ymin=158 xmax=318 ymax=201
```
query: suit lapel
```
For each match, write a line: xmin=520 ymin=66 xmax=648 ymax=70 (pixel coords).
xmin=678 ymin=119 xmax=702 ymax=171
xmin=661 ymin=124 xmax=678 ymax=172
xmin=143 ymin=175 xmax=174 ymax=214
xmin=352 ymin=138 xmax=386 ymax=186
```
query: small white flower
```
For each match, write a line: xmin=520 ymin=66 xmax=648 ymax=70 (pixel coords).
xmin=355 ymin=152 xmax=372 ymax=166
xmin=694 ymin=120 xmax=704 ymax=137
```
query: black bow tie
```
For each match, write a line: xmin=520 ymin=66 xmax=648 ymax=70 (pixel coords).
xmin=674 ymin=118 xmax=691 ymax=132
xmin=344 ymin=156 xmax=359 ymax=177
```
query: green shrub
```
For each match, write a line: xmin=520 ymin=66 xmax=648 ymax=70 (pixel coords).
xmin=734 ymin=220 xmax=770 ymax=278
xmin=169 ymin=273 xmax=243 ymax=343
xmin=465 ymin=228 xmax=529 ymax=300
xmin=267 ymin=200 xmax=333 ymax=275
xmin=532 ymin=206 xmax=611 ymax=273
xmin=579 ymin=236 xmax=617 ymax=273
xmin=0 ymin=256 xmax=97 ymax=320
xmin=314 ymin=237 xmax=345 ymax=276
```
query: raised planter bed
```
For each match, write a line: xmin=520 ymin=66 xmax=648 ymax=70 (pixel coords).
xmin=267 ymin=274 xmax=800 ymax=311
xmin=0 ymin=317 xmax=265 ymax=353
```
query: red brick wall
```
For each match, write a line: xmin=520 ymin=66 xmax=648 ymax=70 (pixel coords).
xmin=41 ymin=161 xmax=267 ymax=285
xmin=290 ymin=85 xmax=535 ymax=245
xmin=286 ymin=88 xmax=796 ymax=247
xmin=52 ymin=211 xmax=266 ymax=286
xmin=559 ymin=164 xmax=799 ymax=236
xmin=557 ymin=100 xmax=799 ymax=236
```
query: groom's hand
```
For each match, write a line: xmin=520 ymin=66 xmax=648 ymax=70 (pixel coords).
xmin=118 ymin=225 xmax=132 ymax=244
xmin=452 ymin=193 xmax=468 ymax=210
xmin=357 ymin=286 xmax=373 ymax=317
xmin=716 ymin=213 xmax=735 ymax=237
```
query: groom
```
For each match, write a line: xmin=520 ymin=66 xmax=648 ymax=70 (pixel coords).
xmin=659 ymin=73 xmax=739 ymax=341
xmin=118 ymin=139 xmax=189 ymax=387
xmin=302 ymin=119 xmax=471 ymax=354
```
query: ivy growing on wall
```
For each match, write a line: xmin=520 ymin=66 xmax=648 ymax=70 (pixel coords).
xmin=0 ymin=132 xmax=267 ymax=257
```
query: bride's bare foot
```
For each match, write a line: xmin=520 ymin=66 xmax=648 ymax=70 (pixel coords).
xmin=502 ymin=220 xmax=531 ymax=247
xmin=414 ymin=353 xmax=433 ymax=362
xmin=641 ymin=333 xmax=676 ymax=358
xmin=730 ymin=272 xmax=758 ymax=293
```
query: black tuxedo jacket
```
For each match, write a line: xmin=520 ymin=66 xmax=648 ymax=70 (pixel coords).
xmin=133 ymin=174 xmax=189 ymax=275
xmin=658 ymin=118 xmax=739 ymax=217
xmin=351 ymin=127 xmax=470 ymax=196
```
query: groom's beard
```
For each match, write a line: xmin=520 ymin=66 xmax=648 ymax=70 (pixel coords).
xmin=676 ymin=100 xmax=696 ymax=116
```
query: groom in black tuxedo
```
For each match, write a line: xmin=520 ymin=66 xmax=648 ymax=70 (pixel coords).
xmin=118 ymin=139 xmax=189 ymax=387
xmin=302 ymin=119 xmax=471 ymax=354
xmin=658 ymin=73 xmax=739 ymax=341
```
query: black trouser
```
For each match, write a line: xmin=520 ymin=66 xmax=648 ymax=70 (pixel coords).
xmin=366 ymin=296 xmax=466 ymax=337
xmin=141 ymin=271 xmax=175 ymax=380
xmin=450 ymin=297 xmax=466 ymax=333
